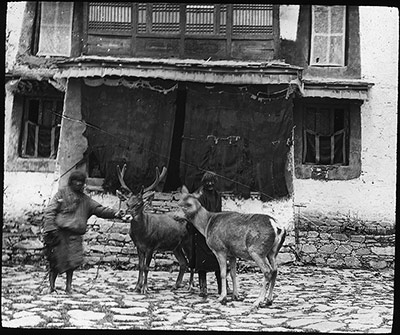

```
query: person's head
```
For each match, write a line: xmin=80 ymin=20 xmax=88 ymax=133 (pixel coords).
xmin=201 ymin=171 xmax=218 ymax=191
xmin=68 ymin=171 xmax=87 ymax=193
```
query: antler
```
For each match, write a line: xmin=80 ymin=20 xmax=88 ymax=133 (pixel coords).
xmin=116 ymin=164 xmax=132 ymax=193
xmin=143 ymin=166 xmax=167 ymax=193
xmin=117 ymin=164 xmax=167 ymax=196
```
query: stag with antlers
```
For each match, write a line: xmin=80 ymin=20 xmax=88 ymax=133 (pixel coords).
xmin=116 ymin=165 xmax=193 ymax=294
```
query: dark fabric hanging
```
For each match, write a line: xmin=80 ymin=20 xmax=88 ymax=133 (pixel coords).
xmin=81 ymin=81 xmax=177 ymax=193
xmin=180 ymin=83 xmax=293 ymax=200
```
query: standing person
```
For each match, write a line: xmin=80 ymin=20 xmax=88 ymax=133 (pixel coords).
xmin=189 ymin=171 xmax=226 ymax=297
xmin=42 ymin=170 xmax=122 ymax=294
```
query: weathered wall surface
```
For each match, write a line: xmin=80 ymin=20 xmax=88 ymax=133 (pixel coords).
xmin=292 ymin=7 xmax=398 ymax=270
xmin=293 ymin=7 xmax=398 ymax=224
xmin=5 ymin=2 xmax=25 ymax=72
xmin=2 ymin=192 xmax=296 ymax=270
xmin=3 ymin=5 xmax=396 ymax=271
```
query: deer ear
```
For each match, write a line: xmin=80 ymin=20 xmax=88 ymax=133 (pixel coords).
xmin=181 ymin=185 xmax=189 ymax=195
xmin=140 ymin=185 xmax=145 ymax=195
xmin=192 ymin=186 xmax=203 ymax=199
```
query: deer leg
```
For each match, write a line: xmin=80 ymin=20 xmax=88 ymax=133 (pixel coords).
xmin=249 ymin=251 xmax=273 ymax=309
xmin=141 ymin=251 xmax=153 ymax=294
xmin=214 ymin=253 xmax=228 ymax=305
xmin=265 ymin=253 xmax=278 ymax=305
xmin=228 ymin=257 xmax=241 ymax=301
xmin=135 ymin=250 xmax=145 ymax=292
xmin=49 ymin=269 xmax=58 ymax=293
xmin=172 ymin=248 xmax=187 ymax=290
xmin=187 ymin=268 xmax=195 ymax=292
xmin=65 ymin=269 xmax=73 ymax=294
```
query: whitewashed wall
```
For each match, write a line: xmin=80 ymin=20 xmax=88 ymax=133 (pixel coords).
xmin=4 ymin=4 xmax=397 ymax=226
xmin=292 ymin=6 xmax=398 ymax=224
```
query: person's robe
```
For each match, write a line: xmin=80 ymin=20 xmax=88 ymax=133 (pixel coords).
xmin=189 ymin=187 xmax=222 ymax=272
xmin=43 ymin=187 xmax=116 ymax=273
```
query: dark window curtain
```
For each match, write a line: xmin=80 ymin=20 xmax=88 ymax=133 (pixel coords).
xmin=180 ymin=83 xmax=293 ymax=200
xmin=82 ymin=82 xmax=176 ymax=193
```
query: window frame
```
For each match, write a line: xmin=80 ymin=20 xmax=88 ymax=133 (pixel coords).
xmin=309 ymin=5 xmax=346 ymax=67
xmin=20 ymin=96 xmax=63 ymax=159
xmin=37 ymin=2 xmax=74 ymax=57
xmin=301 ymin=103 xmax=350 ymax=166
xmin=293 ymin=98 xmax=362 ymax=180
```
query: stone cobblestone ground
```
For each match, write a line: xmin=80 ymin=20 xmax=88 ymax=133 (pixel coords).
xmin=1 ymin=264 xmax=394 ymax=332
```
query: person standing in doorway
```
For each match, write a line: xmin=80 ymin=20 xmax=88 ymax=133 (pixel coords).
xmin=42 ymin=170 xmax=123 ymax=294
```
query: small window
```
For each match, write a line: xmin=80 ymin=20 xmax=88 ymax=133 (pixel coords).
xmin=37 ymin=2 xmax=74 ymax=57
xmin=310 ymin=6 xmax=346 ymax=66
xmin=21 ymin=98 xmax=63 ymax=159
xmin=302 ymin=104 xmax=349 ymax=165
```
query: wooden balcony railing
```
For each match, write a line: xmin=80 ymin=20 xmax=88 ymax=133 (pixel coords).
xmin=83 ymin=3 xmax=279 ymax=61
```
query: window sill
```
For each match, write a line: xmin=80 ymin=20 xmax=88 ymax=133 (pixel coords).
xmin=295 ymin=163 xmax=361 ymax=180
xmin=6 ymin=157 xmax=56 ymax=173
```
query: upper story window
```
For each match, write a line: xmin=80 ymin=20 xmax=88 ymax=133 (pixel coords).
xmin=20 ymin=96 xmax=63 ymax=159
xmin=88 ymin=2 xmax=132 ymax=32
xmin=232 ymin=4 xmax=273 ymax=35
xmin=37 ymin=2 xmax=74 ymax=57
xmin=186 ymin=4 xmax=219 ymax=35
xmin=310 ymin=6 xmax=346 ymax=67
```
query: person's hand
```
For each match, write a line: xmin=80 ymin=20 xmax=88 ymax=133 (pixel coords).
xmin=114 ymin=209 xmax=125 ymax=219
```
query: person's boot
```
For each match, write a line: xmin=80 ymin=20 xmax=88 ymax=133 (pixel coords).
xmin=199 ymin=272 xmax=207 ymax=297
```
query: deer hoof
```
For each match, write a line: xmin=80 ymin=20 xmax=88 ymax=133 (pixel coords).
xmin=218 ymin=296 xmax=227 ymax=305
xmin=232 ymin=294 xmax=244 ymax=301
xmin=264 ymin=299 xmax=273 ymax=306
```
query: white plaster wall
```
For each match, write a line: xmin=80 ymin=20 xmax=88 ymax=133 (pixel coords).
xmin=6 ymin=2 xmax=26 ymax=72
xmin=3 ymin=172 xmax=58 ymax=220
xmin=293 ymin=7 xmax=398 ymax=223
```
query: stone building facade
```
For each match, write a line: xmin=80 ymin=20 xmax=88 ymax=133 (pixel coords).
xmin=3 ymin=3 xmax=397 ymax=270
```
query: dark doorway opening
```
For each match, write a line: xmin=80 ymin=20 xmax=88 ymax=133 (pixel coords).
xmin=164 ymin=83 xmax=186 ymax=191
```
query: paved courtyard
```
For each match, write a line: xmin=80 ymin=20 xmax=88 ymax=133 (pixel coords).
xmin=1 ymin=264 xmax=394 ymax=332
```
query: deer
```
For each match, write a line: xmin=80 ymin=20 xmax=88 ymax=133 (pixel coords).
xmin=116 ymin=165 xmax=194 ymax=294
xmin=178 ymin=185 xmax=286 ymax=310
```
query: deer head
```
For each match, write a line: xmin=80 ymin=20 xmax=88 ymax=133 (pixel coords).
xmin=116 ymin=164 xmax=167 ymax=214
xmin=178 ymin=185 xmax=203 ymax=220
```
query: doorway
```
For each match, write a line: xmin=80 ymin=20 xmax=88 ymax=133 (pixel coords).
xmin=164 ymin=84 xmax=186 ymax=191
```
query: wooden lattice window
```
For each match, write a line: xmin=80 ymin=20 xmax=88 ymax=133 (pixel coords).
xmin=88 ymin=3 xmax=275 ymax=37
xmin=302 ymin=104 xmax=349 ymax=165
xmin=186 ymin=4 xmax=216 ymax=35
xmin=152 ymin=3 xmax=180 ymax=33
xmin=310 ymin=6 xmax=346 ymax=66
xmin=232 ymin=4 xmax=273 ymax=35
xmin=21 ymin=98 xmax=62 ymax=159
xmin=88 ymin=2 xmax=132 ymax=32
